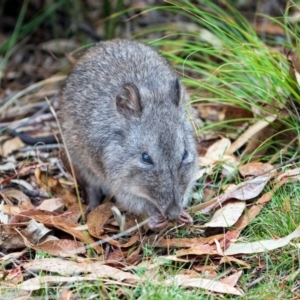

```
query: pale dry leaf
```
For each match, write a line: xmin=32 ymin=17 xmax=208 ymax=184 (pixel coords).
xmin=190 ymin=175 xmax=270 ymax=213
xmin=22 ymin=219 xmax=52 ymax=242
xmin=22 ymin=258 xmax=109 ymax=276
xmin=204 ymin=201 xmax=246 ymax=228
xmin=277 ymin=167 xmax=300 ymax=181
xmin=0 ymin=249 xmax=28 ymax=265
xmin=224 ymin=225 xmax=300 ymax=256
xmin=0 ymin=137 xmax=25 ymax=157
xmin=164 ymin=274 xmax=244 ymax=296
xmin=1 ymin=189 xmax=34 ymax=210
xmin=220 ymin=271 xmax=243 ymax=286
xmin=200 ymin=137 xmax=232 ymax=167
xmin=18 ymin=268 xmax=141 ymax=291
xmin=36 ymin=198 xmax=65 ymax=212
xmin=227 ymin=115 xmax=277 ymax=155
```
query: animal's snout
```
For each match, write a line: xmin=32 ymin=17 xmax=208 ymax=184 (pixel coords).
xmin=165 ymin=202 xmax=182 ymax=221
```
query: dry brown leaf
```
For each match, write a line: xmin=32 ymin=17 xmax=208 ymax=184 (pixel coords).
xmin=239 ymin=162 xmax=274 ymax=177
xmin=176 ymin=231 xmax=239 ymax=258
xmin=61 ymin=289 xmax=75 ymax=300
xmin=147 ymin=234 xmax=226 ymax=248
xmin=164 ymin=274 xmax=244 ymax=296
xmin=176 ymin=244 xmax=218 ymax=257
xmin=39 ymin=39 xmax=78 ymax=54
xmin=289 ymin=49 xmax=300 ymax=85
xmin=194 ymin=103 xmax=252 ymax=126
xmin=35 ymin=167 xmax=78 ymax=207
xmin=87 ymin=202 xmax=141 ymax=245
xmin=14 ymin=209 xmax=103 ymax=253
xmin=21 ymin=234 xmax=86 ymax=257
xmin=87 ymin=202 xmax=117 ymax=237
xmin=203 ymin=201 xmax=246 ymax=228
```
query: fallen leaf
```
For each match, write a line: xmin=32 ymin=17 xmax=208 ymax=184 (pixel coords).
xmin=164 ymin=274 xmax=244 ymax=296
xmin=1 ymin=189 xmax=34 ymax=210
xmin=0 ymin=249 xmax=28 ymax=265
xmin=239 ymin=162 xmax=274 ymax=177
xmin=18 ymin=267 xmax=141 ymax=291
xmin=1 ymin=219 xmax=51 ymax=250
xmin=35 ymin=168 xmax=78 ymax=207
xmin=175 ymin=232 xmax=239 ymax=258
xmin=0 ymin=136 xmax=25 ymax=157
xmin=227 ymin=115 xmax=277 ymax=155
xmin=204 ymin=201 xmax=246 ymax=228
xmin=21 ymin=234 xmax=86 ymax=257
xmin=146 ymin=234 xmax=225 ymax=248
xmin=87 ymin=202 xmax=118 ymax=237
xmin=219 ymin=256 xmax=251 ymax=269
xmin=36 ymin=198 xmax=65 ymax=212
xmin=190 ymin=175 xmax=270 ymax=213
xmin=224 ymin=225 xmax=300 ymax=256
xmin=220 ymin=271 xmax=243 ymax=286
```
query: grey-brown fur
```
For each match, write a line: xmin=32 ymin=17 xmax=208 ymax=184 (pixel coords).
xmin=59 ymin=39 xmax=198 ymax=229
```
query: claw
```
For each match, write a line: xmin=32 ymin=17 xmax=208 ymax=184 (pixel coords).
xmin=178 ymin=210 xmax=193 ymax=224
xmin=148 ymin=214 xmax=168 ymax=230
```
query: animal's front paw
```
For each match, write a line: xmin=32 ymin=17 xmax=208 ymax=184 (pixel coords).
xmin=148 ymin=214 xmax=168 ymax=230
xmin=178 ymin=210 xmax=193 ymax=224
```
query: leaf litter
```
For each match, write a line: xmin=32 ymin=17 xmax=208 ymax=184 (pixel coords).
xmin=1 ymin=2 xmax=300 ymax=297
xmin=2 ymin=99 xmax=300 ymax=297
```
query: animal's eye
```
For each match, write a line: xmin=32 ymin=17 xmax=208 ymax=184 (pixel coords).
xmin=141 ymin=153 xmax=153 ymax=165
xmin=182 ymin=149 xmax=188 ymax=161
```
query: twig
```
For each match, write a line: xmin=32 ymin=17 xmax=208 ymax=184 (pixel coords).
xmin=246 ymin=275 xmax=265 ymax=289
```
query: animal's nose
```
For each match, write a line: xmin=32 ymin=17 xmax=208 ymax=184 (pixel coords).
xmin=166 ymin=204 xmax=182 ymax=221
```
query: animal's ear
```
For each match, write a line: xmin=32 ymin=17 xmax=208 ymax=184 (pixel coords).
xmin=116 ymin=83 xmax=142 ymax=118
xmin=173 ymin=78 xmax=182 ymax=107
